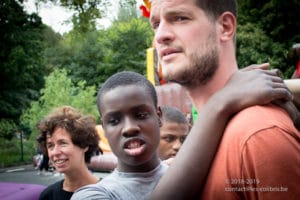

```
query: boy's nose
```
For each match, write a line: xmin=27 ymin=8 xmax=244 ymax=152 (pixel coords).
xmin=122 ymin=117 xmax=140 ymax=137
xmin=172 ymin=139 xmax=181 ymax=151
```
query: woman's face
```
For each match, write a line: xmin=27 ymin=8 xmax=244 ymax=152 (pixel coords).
xmin=46 ymin=128 xmax=87 ymax=174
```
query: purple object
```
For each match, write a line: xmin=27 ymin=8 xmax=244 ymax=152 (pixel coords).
xmin=0 ymin=182 xmax=46 ymax=200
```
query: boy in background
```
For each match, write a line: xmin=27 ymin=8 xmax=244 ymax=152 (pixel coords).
xmin=158 ymin=105 xmax=189 ymax=165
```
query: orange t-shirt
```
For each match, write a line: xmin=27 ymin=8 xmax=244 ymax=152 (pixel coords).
xmin=201 ymin=105 xmax=300 ymax=200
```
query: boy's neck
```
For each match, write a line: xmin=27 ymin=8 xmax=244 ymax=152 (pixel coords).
xmin=117 ymin=156 xmax=161 ymax=173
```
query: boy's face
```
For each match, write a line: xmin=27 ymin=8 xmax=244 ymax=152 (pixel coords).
xmin=100 ymin=85 xmax=161 ymax=172
xmin=158 ymin=121 xmax=189 ymax=160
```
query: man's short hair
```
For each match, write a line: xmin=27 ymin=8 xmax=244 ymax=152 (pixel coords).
xmin=195 ymin=0 xmax=237 ymax=20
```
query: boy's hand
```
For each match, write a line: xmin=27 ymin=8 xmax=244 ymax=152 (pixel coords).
xmin=240 ymin=63 xmax=300 ymax=130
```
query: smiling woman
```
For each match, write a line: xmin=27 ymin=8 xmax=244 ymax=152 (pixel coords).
xmin=36 ymin=106 xmax=101 ymax=200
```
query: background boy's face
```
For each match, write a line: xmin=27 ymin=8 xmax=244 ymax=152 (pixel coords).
xmin=158 ymin=121 xmax=189 ymax=160
xmin=100 ymin=85 xmax=161 ymax=172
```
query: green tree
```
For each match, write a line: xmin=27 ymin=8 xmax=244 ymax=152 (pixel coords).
xmin=102 ymin=17 xmax=153 ymax=78
xmin=0 ymin=119 xmax=17 ymax=140
xmin=37 ymin=0 xmax=111 ymax=33
xmin=44 ymin=17 xmax=153 ymax=88
xmin=118 ymin=0 xmax=138 ymax=21
xmin=237 ymin=0 xmax=300 ymax=77
xmin=44 ymin=30 xmax=107 ymax=87
xmin=238 ymin=0 xmax=300 ymax=44
xmin=21 ymin=69 xmax=98 ymax=141
xmin=0 ymin=0 xmax=47 ymax=127
xmin=236 ymin=23 xmax=291 ymax=77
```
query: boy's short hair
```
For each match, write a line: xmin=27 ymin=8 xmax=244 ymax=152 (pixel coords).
xmin=161 ymin=106 xmax=187 ymax=124
xmin=97 ymin=71 xmax=158 ymax=114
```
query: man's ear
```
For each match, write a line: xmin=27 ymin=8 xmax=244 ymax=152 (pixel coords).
xmin=218 ymin=11 xmax=236 ymax=42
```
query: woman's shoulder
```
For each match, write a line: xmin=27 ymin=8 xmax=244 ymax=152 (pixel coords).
xmin=39 ymin=180 xmax=64 ymax=200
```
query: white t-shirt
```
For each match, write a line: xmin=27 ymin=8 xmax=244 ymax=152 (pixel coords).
xmin=71 ymin=162 xmax=168 ymax=200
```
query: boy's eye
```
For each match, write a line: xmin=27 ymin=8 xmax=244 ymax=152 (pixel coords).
xmin=162 ymin=135 xmax=176 ymax=143
xmin=107 ymin=117 xmax=120 ymax=126
xmin=136 ymin=112 xmax=149 ymax=119
xmin=180 ymin=135 xmax=187 ymax=143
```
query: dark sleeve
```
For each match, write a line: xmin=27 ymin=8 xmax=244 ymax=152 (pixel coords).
xmin=39 ymin=180 xmax=64 ymax=200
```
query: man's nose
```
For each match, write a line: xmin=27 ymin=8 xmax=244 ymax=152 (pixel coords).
xmin=154 ymin=21 xmax=175 ymax=45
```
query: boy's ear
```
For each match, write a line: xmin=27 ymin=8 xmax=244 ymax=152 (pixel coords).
xmin=218 ymin=11 xmax=236 ymax=42
xmin=157 ymin=106 xmax=163 ymax=127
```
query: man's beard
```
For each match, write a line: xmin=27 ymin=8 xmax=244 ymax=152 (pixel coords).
xmin=168 ymin=33 xmax=219 ymax=89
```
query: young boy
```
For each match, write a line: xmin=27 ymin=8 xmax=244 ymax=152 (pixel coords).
xmin=158 ymin=105 xmax=189 ymax=164
xmin=71 ymin=70 xmax=293 ymax=200
xmin=72 ymin=71 xmax=166 ymax=200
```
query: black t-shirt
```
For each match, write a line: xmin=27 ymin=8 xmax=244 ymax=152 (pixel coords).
xmin=39 ymin=180 xmax=73 ymax=200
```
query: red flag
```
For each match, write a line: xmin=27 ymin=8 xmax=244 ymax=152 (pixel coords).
xmin=139 ymin=5 xmax=150 ymax=18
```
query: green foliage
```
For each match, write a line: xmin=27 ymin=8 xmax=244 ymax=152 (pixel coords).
xmin=38 ymin=0 xmax=111 ymax=33
xmin=103 ymin=17 xmax=153 ymax=77
xmin=118 ymin=0 xmax=138 ymax=21
xmin=0 ymin=0 xmax=47 ymax=123
xmin=236 ymin=0 xmax=299 ymax=77
xmin=236 ymin=23 xmax=288 ymax=77
xmin=238 ymin=0 xmax=300 ymax=44
xmin=21 ymin=69 xmax=98 ymax=142
xmin=0 ymin=138 xmax=35 ymax=167
xmin=44 ymin=17 xmax=153 ymax=89
xmin=0 ymin=119 xmax=17 ymax=140
xmin=44 ymin=30 xmax=107 ymax=87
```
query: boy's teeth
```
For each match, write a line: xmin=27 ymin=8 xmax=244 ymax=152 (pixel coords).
xmin=128 ymin=141 xmax=141 ymax=149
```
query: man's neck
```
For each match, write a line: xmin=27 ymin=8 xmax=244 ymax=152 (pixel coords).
xmin=187 ymin=59 xmax=238 ymax=112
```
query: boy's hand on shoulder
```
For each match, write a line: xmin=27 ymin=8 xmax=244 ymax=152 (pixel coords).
xmin=242 ymin=63 xmax=300 ymax=131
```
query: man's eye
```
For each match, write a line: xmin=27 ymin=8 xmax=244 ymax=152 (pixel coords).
xmin=174 ymin=16 xmax=188 ymax=22
xmin=151 ymin=22 xmax=160 ymax=30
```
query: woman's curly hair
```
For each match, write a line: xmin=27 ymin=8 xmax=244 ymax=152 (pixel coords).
xmin=37 ymin=106 xmax=100 ymax=163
